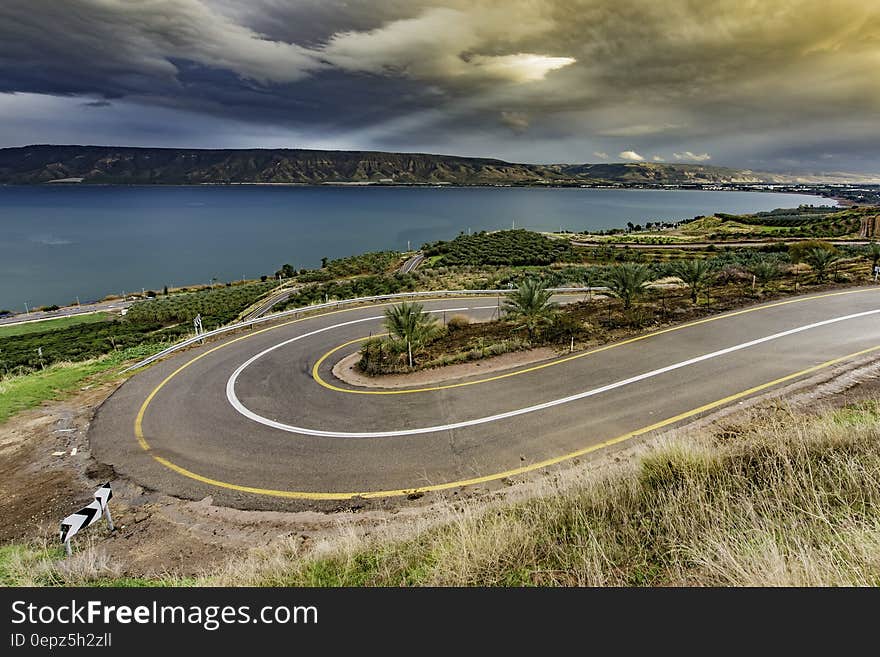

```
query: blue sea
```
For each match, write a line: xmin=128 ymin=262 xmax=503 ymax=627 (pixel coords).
xmin=0 ymin=185 xmax=830 ymax=308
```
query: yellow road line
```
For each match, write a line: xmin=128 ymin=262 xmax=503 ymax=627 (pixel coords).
xmin=312 ymin=287 xmax=880 ymax=395
xmin=137 ymin=343 xmax=880 ymax=499
xmin=134 ymin=300 xmax=455 ymax=452
xmin=133 ymin=287 xmax=880 ymax=498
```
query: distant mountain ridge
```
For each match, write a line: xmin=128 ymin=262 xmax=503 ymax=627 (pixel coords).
xmin=0 ymin=144 xmax=870 ymax=185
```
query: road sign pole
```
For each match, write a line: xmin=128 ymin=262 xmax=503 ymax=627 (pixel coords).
xmin=104 ymin=505 xmax=115 ymax=532
xmin=64 ymin=540 xmax=72 ymax=557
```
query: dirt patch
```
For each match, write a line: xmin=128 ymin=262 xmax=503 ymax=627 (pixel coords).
xmin=0 ymin=380 xmax=120 ymax=544
xmin=332 ymin=347 xmax=558 ymax=389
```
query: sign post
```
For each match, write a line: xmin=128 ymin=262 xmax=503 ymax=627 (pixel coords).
xmin=60 ymin=484 xmax=114 ymax=557
xmin=194 ymin=313 xmax=204 ymax=343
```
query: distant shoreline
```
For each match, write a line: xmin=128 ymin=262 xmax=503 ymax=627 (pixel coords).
xmin=0 ymin=181 xmax=849 ymax=207
xmin=0 ymin=180 xmax=845 ymax=196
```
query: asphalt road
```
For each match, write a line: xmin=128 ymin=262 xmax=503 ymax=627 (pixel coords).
xmin=0 ymin=299 xmax=133 ymax=327
xmin=398 ymin=252 xmax=425 ymax=274
xmin=240 ymin=285 xmax=302 ymax=321
xmin=90 ymin=287 xmax=880 ymax=510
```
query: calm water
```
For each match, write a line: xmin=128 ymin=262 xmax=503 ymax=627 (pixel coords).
xmin=0 ymin=185 xmax=829 ymax=308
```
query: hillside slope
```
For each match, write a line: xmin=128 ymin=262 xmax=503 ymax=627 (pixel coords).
xmin=0 ymin=144 xmax=822 ymax=186
xmin=0 ymin=145 xmax=557 ymax=185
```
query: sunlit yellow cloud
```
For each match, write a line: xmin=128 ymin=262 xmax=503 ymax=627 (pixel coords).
xmin=467 ymin=53 xmax=575 ymax=82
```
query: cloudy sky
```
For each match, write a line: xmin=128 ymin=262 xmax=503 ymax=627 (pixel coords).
xmin=1 ymin=0 xmax=878 ymax=172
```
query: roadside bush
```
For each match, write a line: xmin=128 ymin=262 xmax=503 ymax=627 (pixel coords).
xmin=714 ymin=265 xmax=751 ymax=286
xmin=446 ymin=314 xmax=470 ymax=331
xmin=749 ymin=260 xmax=781 ymax=288
xmin=788 ymin=240 xmax=837 ymax=264
xmin=545 ymin=313 xmax=589 ymax=344
xmin=0 ymin=319 xmax=186 ymax=373
xmin=324 ymin=251 xmax=403 ymax=277
xmin=276 ymin=274 xmax=420 ymax=311
xmin=423 ymin=230 xmax=576 ymax=266
xmin=126 ymin=281 xmax=277 ymax=329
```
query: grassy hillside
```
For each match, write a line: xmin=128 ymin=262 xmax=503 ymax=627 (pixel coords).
xmin=0 ymin=312 xmax=110 ymax=338
xmin=5 ymin=398 xmax=880 ymax=585
xmin=201 ymin=400 xmax=880 ymax=586
xmin=0 ymin=343 xmax=165 ymax=423
xmin=679 ymin=206 xmax=867 ymax=239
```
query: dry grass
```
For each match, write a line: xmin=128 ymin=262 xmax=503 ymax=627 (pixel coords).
xmin=206 ymin=402 xmax=880 ymax=587
xmin=4 ymin=400 xmax=879 ymax=587
xmin=0 ymin=536 xmax=120 ymax=586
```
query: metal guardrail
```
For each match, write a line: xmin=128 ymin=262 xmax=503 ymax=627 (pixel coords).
xmin=122 ymin=287 xmax=601 ymax=373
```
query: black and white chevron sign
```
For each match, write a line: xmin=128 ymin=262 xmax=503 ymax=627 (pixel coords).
xmin=59 ymin=484 xmax=114 ymax=552
xmin=94 ymin=482 xmax=112 ymax=510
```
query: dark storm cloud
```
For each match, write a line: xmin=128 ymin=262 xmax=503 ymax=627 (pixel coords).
xmin=0 ymin=1 xmax=878 ymax=174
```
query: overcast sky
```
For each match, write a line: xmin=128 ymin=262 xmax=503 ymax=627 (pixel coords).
xmin=1 ymin=0 xmax=878 ymax=172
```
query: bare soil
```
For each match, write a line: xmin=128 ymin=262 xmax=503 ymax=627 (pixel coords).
xmin=0 ymin=380 xmax=119 ymax=544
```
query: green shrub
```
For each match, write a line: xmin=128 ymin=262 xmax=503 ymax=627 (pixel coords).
xmin=446 ymin=314 xmax=470 ymax=331
xmin=125 ymin=281 xmax=277 ymax=329
xmin=423 ymin=230 xmax=576 ymax=266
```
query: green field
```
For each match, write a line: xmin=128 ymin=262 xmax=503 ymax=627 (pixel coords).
xmin=0 ymin=312 xmax=111 ymax=338
xmin=0 ymin=342 xmax=166 ymax=424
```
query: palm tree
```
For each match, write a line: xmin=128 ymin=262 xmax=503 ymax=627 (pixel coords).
xmin=502 ymin=278 xmax=558 ymax=340
xmin=601 ymin=263 xmax=653 ymax=309
xmin=674 ymin=259 xmax=714 ymax=304
xmin=749 ymin=260 xmax=780 ymax=289
xmin=383 ymin=301 xmax=442 ymax=367
xmin=804 ymin=247 xmax=840 ymax=283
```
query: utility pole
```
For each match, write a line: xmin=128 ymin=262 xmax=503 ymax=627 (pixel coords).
xmin=76 ymin=296 xmax=80 ymax=307
xmin=24 ymin=301 xmax=29 ymax=316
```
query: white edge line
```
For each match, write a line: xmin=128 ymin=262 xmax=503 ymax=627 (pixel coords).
xmin=225 ymin=308 xmax=880 ymax=439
